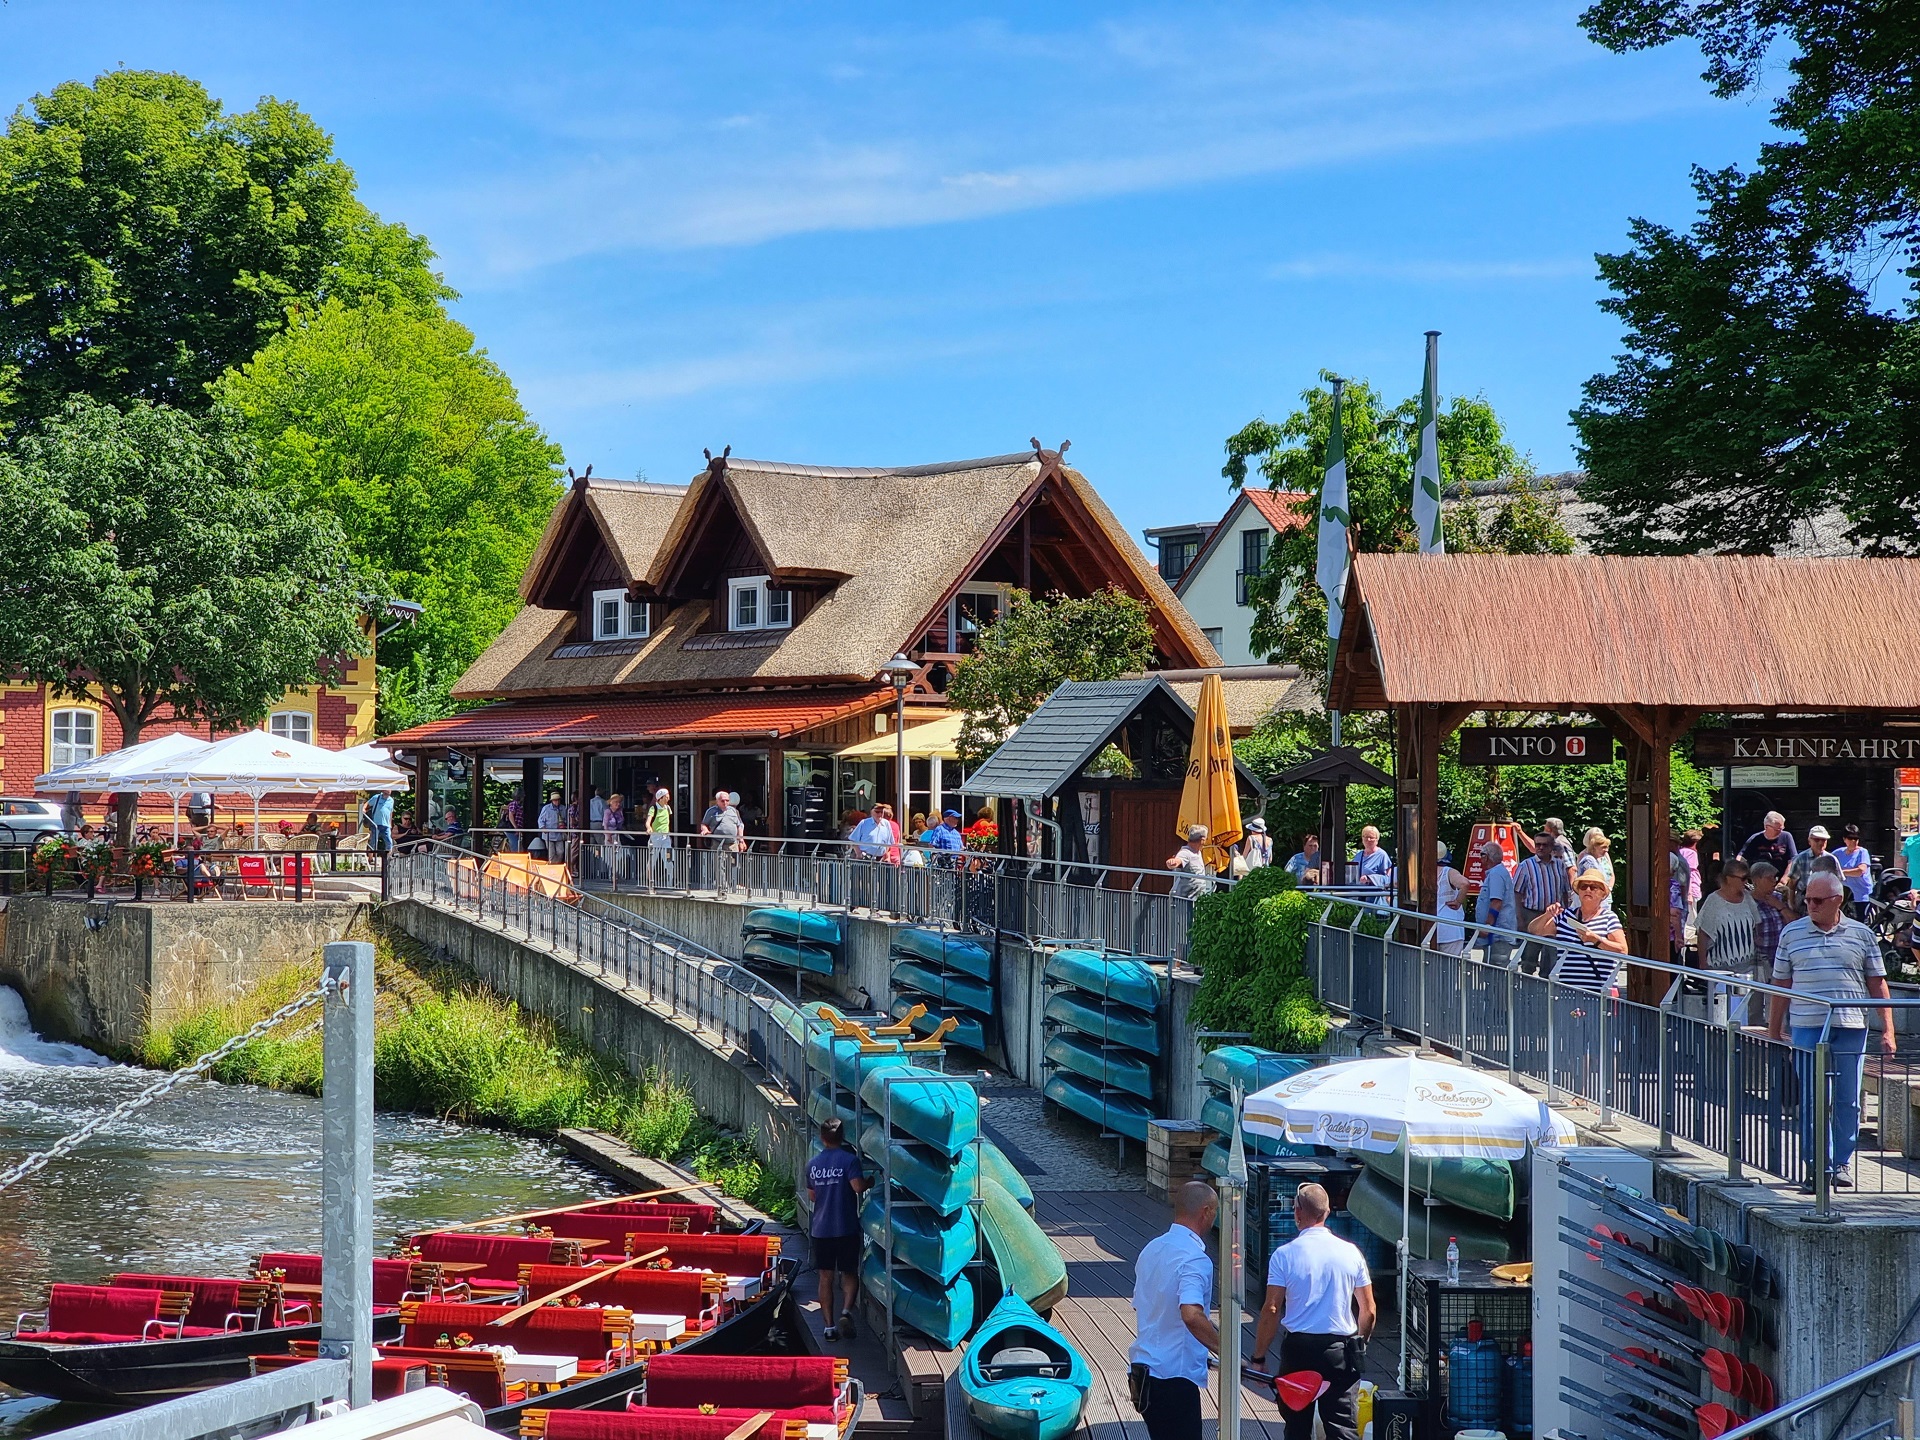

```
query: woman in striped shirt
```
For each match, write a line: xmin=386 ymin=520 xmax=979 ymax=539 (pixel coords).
xmin=1528 ymin=869 xmax=1629 ymax=990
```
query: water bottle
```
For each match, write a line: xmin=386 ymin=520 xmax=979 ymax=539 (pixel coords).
xmin=1446 ymin=1236 xmax=1460 ymax=1284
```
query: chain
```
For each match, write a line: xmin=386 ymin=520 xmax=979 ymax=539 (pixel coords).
xmin=0 ymin=981 xmax=329 ymax=1194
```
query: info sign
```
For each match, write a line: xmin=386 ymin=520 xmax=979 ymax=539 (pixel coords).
xmin=1457 ymin=726 xmax=1614 ymax=767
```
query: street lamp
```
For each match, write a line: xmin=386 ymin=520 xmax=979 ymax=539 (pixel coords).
xmin=879 ymin=653 xmax=919 ymax=820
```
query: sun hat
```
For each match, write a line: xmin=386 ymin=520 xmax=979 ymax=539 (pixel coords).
xmin=1571 ymin=869 xmax=1611 ymax=892
xmin=1246 ymin=817 xmax=1268 ymax=832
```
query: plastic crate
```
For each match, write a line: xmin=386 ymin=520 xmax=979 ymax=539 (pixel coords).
xmin=1242 ymin=1157 xmax=1363 ymax=1290
xmin=1403 ymin=1259 xmax=1532 ymax=1440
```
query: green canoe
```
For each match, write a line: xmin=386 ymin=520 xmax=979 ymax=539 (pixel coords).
xmin=894 ymin=958 xmax=995 ymax=1015
xmin=961 ymin=1290 xmax=1091 ymax=1440
xmin=1344 ymin=1167 xmax=1516 ymax=1263
xmin=860 ymin=1192 xmax=977 ymax=1284
xmin=888 ymin=997 xmax=987 ymax=1053
xmin=860 ymin=1064 xmax=980 ymax=1157
xmin=805 ymin=1029 xmax=908 ymax=1091
xmin=979 ymin=1139 xmax=1033 ymax=1211
xmin=876 ymin=1137 xmax=980 ymax=1214
xmin=1043 ymin=949 xmax=1161 ymax=1012
xmin=1043 ymin=1033 xmax=1155 ymax=1100
xmin=1042 ymin=991 xmax=1159 ymax=1055
xmin=892 ymin=928 xmax=995 ymax=980
xmin=1358 ymin=1140 xmax=1516 ymax=1222
xmin=745 ymin=907 xmax=842 ymax=946
xmin=977 ymin=1173 xmax=1068 ymax=1313
xmin=861 ymin=1251 xmax=975 ymax=1348
xmin=1200 ymin=1045 xmax=1316 ymax=1097
xmin=1042 ymin=1072 xmax=1153 ymax=1142
xmin=742 ymin=933 xmax=837 ymax=975
xmin=1199 ymin=1095 xmax=1312 ymax=1158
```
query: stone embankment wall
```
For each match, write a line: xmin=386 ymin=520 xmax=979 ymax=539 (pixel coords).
xmin=0 ymin=897 xmax=368 ymax=1052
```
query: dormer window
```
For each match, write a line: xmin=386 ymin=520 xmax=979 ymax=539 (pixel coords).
xmin=591 ymin=588 xmax=650 ymax=641
xmin=728 ymin=577 xmax=793 ymax=633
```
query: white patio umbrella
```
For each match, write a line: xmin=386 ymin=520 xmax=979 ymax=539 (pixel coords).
xmin=118 ymin=729 xmax=409 ymax=843
xmin=1242 ymin=1055 xmax=1575 ymax=1386
xmin=336 ymin=741 xmax=403 ymax=772
xmin=35 ymin=731 xmax=216 ymax=842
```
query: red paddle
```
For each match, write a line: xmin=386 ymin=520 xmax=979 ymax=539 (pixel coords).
xmin=1697 ymin=1403 xmax=1745 ymax=1439
xmin=1704 ymin=1292 xmax=1734 ymax=1336
xmin=1275 ymin=1371 xmax=1331 ymax=1412
xmin=1703 ymin=1349 xmax=1737 ymax=1394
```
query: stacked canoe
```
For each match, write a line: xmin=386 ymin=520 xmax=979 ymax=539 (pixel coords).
xmin=1197 ymin=1045 xmax=1318 ymax=1173
xmin=889 ymin=927 xmax=993 ymax=1053
xmin=743 ymin=907 xmax=842 ymax=977
xmin=1039 ymin=949 xmax=1162 ymax=1143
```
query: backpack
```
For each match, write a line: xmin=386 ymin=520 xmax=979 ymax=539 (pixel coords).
xmin=712 ymin=808 xmax=744 ymax=841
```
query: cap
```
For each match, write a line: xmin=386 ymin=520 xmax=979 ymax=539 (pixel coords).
xmin=656 ymin=789 xmax=669 ymax=800
xmin=1809 ymin=824 xmax=1830 ymax=840
xmin=1843 ymin=823 xmax=1860 ymax=837
xmin=942 ymin=809 xmax=960 ymax=819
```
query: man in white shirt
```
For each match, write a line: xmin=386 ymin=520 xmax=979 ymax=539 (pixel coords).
xmin=1250 ymin=1182 xmax=1374 ymax=1440
xmin=1128 ymin=1182 xmax=1219 ymax=1440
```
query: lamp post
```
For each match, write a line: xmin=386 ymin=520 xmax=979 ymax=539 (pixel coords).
xmin=879 ymin=654 xmax=918 ymax=819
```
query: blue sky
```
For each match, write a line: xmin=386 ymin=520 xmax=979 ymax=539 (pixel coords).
xmin=1 ymin=2 xmax=1780 ymax=538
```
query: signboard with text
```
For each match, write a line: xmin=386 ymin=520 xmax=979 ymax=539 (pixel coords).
xmin=1694 ymin=729 xmax=1920 ymax=765
xmin=1458 ymin=726 xmax=1614 ymax=766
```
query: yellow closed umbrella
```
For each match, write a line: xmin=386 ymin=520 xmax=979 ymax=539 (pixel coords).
xmin=1176 ymin=672 xmax=1242 ymax=871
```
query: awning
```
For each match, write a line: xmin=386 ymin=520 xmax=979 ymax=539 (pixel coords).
xmin=837 ymin=711 xmax=965 ymax=761
xmin=380 ymin=688 xmax=894 ymax=750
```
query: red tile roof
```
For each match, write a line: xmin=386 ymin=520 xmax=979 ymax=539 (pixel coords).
xmin=1243 ymin=489 xmax=1312 ymax=533
xmin=381 ymin=688 xmax=894 ymax=749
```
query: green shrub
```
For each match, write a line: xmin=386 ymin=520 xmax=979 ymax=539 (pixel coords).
xmin=1189 ymin=882 xmax=1330 ymax=1052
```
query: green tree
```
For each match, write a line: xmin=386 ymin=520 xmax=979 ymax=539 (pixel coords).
xmin=1223 ymin=375 xmax=1572 ymax=673
xmin=214 ymin=298 xmax=564 ymax=723
xmin=947 ymin=588 xmax=1157 ymax=765
xmin=0 ymin=70 xmax=444 ymax=430
xmin=1573 ymin=2 xmax=1920 ymax=554
xmin=0 ymin=399 xmax=369 ymax=832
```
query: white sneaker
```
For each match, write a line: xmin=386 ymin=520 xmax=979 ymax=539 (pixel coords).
xmin=1833 ymin=1166 xmax=1854 ymax=1188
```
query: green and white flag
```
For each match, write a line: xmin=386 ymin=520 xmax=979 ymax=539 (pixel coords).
xmin=1316 ymin=377 xmax=1351 ymax=647
xmin=1412 ymin=330 xmax=1444 ymax=553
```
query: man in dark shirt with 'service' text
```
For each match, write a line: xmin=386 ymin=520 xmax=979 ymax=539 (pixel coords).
xmin=807 ymin=1120 xmax=866 ymax=1341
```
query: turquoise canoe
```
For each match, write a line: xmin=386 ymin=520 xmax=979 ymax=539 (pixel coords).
xmin=1359 ymin=1141 xmax=1516 ymax=1222
xmin=1043 ymin=950 xmax=1161 ymax=1012
xmin=977 ymin=1174 xmax=1068 ymax=1313
xmin=877 ymin=1137 xmax=980 ymax=1214
xmin=860 ymin=1192 xmax=977 ymax=1284
xmin=860 ymin=1064 xmax=980 ymax=1156
xmin=805 ymin=1029 xmax=908 ymax=1091
xmin=1042 ymin=1072 xmax=1153 ymax=1142
xmin=1200 ymin=1095 xmax=1311 ymax=1157
xmin=745 ymin=907 xmax=841 ymax=946
xmin=1042 ymin=991 xmax=1159 ymax=1055
xmin=861 ymin=1251 xmax=974 ymax=1349
xmin=894 ymin=958 xmax=995 ymax=1015
xmin=961 ymin=1291 xmax=1092 ymax=1440
xmin=1200 ymin=1045 xmax=1316 ymax=1097
xmin=1345 ymin=1167 xmax=1515 ymax=1263
xmin=892 ymin=928 xmax=994 ymax=980
xmin=806 ymin=1083 xmax=881 ymax=1154
xmin=979 ymin=1139 xmax=1033 ymax=1211
xmin=888 ymin=997 xmax=986 ymax=1053
xmin=1042 ymin=1033 xmax=1155 ymax=1100
xmin=743 ymin=933 xmax=836 ymax=975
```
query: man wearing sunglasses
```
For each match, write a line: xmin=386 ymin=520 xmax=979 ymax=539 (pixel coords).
xmin=1768 ymin=874 xmax=1897 ymax=1189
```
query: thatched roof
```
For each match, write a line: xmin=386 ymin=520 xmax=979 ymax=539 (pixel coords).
xmin=1163 ymin=668 xmax=1321 ymax=733
xmin=520 ymin=477 xmax=688 ymax=602
xmin=1333 ymin=553 xmax=1920 ymax=711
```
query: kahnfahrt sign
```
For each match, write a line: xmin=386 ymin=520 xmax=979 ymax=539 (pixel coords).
xmin=1458 ymin=726 xmax=1614 ymax=766
xmin=1694 ymin=729 xmax=1920 ymax=765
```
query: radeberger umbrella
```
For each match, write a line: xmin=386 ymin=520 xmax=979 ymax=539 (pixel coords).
xmin=1176 ymin=672 xmax=1241 ymax=871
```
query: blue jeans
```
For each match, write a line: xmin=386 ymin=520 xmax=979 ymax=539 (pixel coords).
xmin=1792 ymin=1025 xmax=1869 ymax=1171
xmin=371 ymin=823 xmax=392 ymax=853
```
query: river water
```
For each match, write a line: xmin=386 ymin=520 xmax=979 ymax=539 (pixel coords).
xmin=0 ymin=987 xmax=617 ymax=1436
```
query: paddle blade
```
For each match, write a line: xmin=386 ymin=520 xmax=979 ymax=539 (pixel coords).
xmin=1276 ymin=1371 xmax=1331 ymax=1412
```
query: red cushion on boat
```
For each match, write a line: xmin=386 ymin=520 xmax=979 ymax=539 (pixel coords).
xmin=521 ymin=1266 xmax=709 ymax=1317
xmin=532 ymin=1202 xmax=716 ymax=1234
xmin=371 ymin=1347 xmax=512 ymax=1409
xmin=44 ymin=1284 xmax=164 ymax=1337
xmin=632 ymin=1236 xmax=775 ymax=1271
xmin=645 ymin=1356 xmax=836 ymax=1409
xmin=15 ymin=1331 xmax=159 ymax=1346
xmin=637 ymin=1408 xmax=835 ymax=1425
xmin=544 ymin=1413 xmax=787 ymax=1440
xmin=411 ymin=1232 xmax=571 ymax=1281
xmin=400 ymin=1301 xmax=623 ymax=1360
xmin=372 ymin=1359 xmax=427 ymax=1399
xmin=258 ymin=1252 xmax=324 ymax=1284
xmin=109 ymin=1275 xmax=255 ymax=1329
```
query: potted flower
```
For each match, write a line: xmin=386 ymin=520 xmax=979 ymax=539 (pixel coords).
xmin=31 ymin=835 xmax=77 ymax=892
xmin=129 ymin=840 xmax=168 ymax=901
xmin=962 ymin=817 xmax=998 ymax=852
xmin=74 ymin=840 xmax=114 ymax=898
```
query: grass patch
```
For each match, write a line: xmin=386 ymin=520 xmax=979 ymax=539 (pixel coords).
xmin=140 ymin=922 xmax=794 ymax=1222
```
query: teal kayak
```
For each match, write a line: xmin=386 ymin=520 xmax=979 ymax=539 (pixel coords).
xmin=860 ymin=1192 xmax=977 ymax=1284
xmin=745 ymin=907 xmax=841 ymax=946
xmin=877 ymin=1137 xmax=980 ymax=1214
xmin=979 ymin=1139 xmax=1033 ymax=1211
xmin=1345 ymin=1167 xmax=1515 ymax=1262
xmin=892 ymin=928 xmax=994 ymax=980
xmin=1042 ymin=991 xmax=1159 ymax=1055
xmin=977 ymin=1174 xmax=1067 ymax=1313
xmin=1042 ymin=1033 xmax=1155 ymax=1100
xmin=805 ymin=1029 xmax=908 ymax=1091
xmin=1042 ymin=1072 xmax=1153 ymax=1142
xmin=742 ymin=933 xmax=837 ymax=975
xmin=889 ymin=997 xmax=986 ymax=1053
xmin=1200 ymin=1045 xmax=1316 ymax=1097
xmin=859 ymin=1064 xmax=980 ymax=1156
xmin=806 ymin=1084 xmax=881 ymax=1153
xmin=1359 ymin=1141 xmax=1516 ymax=1222
xmin=1043 ymin=949 xmax=1161 ymax=1012
xmin=894 ymin=958 xmax=995 ymax=1015
xmin=961 ymin=1291 xmax=1091 ymax=1440
xmin=861 ymin=1251 xmax=974 ymax=1348
xmin=1200 ymin=1095 xmax=1311 ymax=1157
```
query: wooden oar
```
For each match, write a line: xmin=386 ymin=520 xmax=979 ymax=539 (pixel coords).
xmin=722 ymin=1413 xmax=774 ymax=1440
xmin=485 ymin=1246 xmax=669 ymax=1326
xmin=462 ymin=1182 xmax=718 ymax=1231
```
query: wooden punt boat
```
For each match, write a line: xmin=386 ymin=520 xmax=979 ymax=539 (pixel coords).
xmin=519 ymin=1352 xmax=864 ymax=1440
xmin=960 ymin=1291 xmax=1091 ymax=1440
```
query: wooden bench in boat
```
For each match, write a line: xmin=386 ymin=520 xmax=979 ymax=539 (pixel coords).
xmin=529 ymin=1213 xmax=691 ymax=1240
xmin=108 ymin=1274 xmax=292 ymax=1332
xmin=13 ymin=1284 xmax=194 ymax=1344
xmin=641 ymin=1355 xmax=852 ymax=1429
xmin=521 ymin=1413 xmax=808 ymax=1440
xmin=540 ymin=1201 xmax=719 ymax=1232
xmin=251 ymin=1350 xmax=430 ymax=1398
xmin=516 ymin=1266 xmax=722 ymax=1338
xmin=397 ymin=1300 xmax=636 ymax=1372
xmin=407 ymin=1233 xmax=587 ymax=1284
xmin=619 ymin=1234 xmax=779 ymax=1283
xmin=257 ymin=1253 xmax=468 ymax=1308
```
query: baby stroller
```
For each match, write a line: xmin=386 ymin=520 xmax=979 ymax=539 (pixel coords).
xmin=1864 ymin=870 xmax=1916 ymax=977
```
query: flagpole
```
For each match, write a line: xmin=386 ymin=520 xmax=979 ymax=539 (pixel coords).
xmin=1321 ymin=377 xmax=1348 ymax=753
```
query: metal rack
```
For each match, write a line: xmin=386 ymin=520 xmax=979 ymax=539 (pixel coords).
xmin=1035 ymin=938 xmax=1167 ymax=1165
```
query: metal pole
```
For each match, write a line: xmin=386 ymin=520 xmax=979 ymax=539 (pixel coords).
xmin=1656 ymin=1005 xmax=1675 ymax=1155
xmin=1725 ymin=1015 xmax=1742 ymax=1183
xmin=1505 ymin=963 xmax=1517 ymax=1087
xmin=320 ymin=939 xmax=374 ymax=1408
xmin=1218 ymin=1088 xmax=1247 ymax=1440
xmin=1813 ymin=1040 xmax=1833 ymax=1217
xmin=1546 ymin=979 xmax=1559 ymax=1106
xmin=1596 ymin=996 xmax=1617 ymax=1130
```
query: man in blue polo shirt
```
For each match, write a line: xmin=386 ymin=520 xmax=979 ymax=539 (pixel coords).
xmin=807 ymin=1120 xmax=866 ymax=1340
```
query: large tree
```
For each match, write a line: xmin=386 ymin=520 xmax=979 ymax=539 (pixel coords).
xmin=1223 ymin=375 xmax=1573 ymax=675
xmin=0 ymin=399 xmax=369 ymax=830
xmin=0 ymin=70 xmax=444 ymax=431
xmin=1573 ymin=1 xmax=1920 ymax=554
xmin=214 ymin=298 xmax=564 ymax=722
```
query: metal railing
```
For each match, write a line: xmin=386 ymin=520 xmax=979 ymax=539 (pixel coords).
xmin=1720 ymin=1335 xmax=1919 ymax=1440
xmin=1305 ymin=898 xmax=1920 ymax=1213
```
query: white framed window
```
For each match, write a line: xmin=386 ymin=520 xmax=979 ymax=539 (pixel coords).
xmin=269 ymin=711 xmax=314 ymax=746
xmin=50 ymin=708 xmax=97 ymax=768
xmin=591 ymin=588 xmax=649 ymax=640
xmin=949 ymin=584 xmax=1008 ymax=653
xmin=728 ymin=577 xmax=793 ymax=632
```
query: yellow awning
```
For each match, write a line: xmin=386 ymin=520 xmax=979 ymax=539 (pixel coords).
xmin=837 ymin=711 xmax=966 ymax=761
